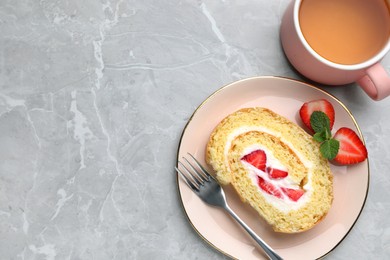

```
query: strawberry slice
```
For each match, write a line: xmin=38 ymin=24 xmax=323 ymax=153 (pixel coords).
xmin=299 ymin=99 xmax=335 ymax=132
xmin=241 ymin=149 xmax=267 ymax=171
xmin=258 ymin=177 xmax=283 ymax=198
xmin=333 ymin=127 xmax=368 ymax=164
xmin=266 ymin=167 xmax=288 ymax=179
xmin=281 ymin=188 xmax=305 ymax=201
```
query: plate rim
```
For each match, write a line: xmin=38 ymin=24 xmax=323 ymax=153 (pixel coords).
xmin=175 ymin=76 xmax=370 ymax=259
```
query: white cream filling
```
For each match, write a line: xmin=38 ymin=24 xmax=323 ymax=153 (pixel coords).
xmin=224 ymin=126 xmax=314 ymax=168
xmin=225 ymin=126 xmax=313 ymax=212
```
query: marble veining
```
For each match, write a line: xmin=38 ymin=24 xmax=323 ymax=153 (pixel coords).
xmin=0 ymin=0 xmax=390 ymax=259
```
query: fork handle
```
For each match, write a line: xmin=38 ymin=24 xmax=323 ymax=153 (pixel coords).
xmin=224 ymin=205 xmax=283 ymax=260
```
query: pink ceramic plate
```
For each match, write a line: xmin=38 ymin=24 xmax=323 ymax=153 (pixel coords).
xmin=176 ymin=76 xmax=369 ymax=260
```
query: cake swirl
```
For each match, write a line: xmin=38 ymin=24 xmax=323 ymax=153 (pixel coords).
xmin=206 ymin=107 xmax=333 ymax=233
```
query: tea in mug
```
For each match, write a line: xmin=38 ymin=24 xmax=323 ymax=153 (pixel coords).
xmin=299 ymin=0 xmax=390 ymax=65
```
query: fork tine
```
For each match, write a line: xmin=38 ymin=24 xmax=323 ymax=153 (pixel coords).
xmin=182 ymin=157 xmax=207 ymax=182
xmin=187 ymin=153 xmax=213 ymax=180
xmin=175 ymin=166 xmax=199 ymax=191
xmin=179 ymin=160 xmax=204 ymax=187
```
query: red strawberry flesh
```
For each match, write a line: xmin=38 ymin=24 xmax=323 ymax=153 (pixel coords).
xmin=299 ymin=99 xmax=335 ymax=132
xmin=243 ymin=150 xmax=305 ymax=202
xmin=258 ymin=177 xmax=283 ymax=198
xmin=266 ymin=167 xmax=288 ymax=179
xmin=333 ymin=127 xmax=368 ymax=164
xmin=241 ymin=149 xmax=267 ymax=172
xmin=281 ymin=188 xmax=305 ymax=201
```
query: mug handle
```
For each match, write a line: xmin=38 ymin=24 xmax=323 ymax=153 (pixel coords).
xmin=357 ymin=63 xmax=390 ymax=101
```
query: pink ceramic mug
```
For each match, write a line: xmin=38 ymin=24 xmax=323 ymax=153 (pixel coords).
xmin=280 ymin=0 xmax=390 ymax=101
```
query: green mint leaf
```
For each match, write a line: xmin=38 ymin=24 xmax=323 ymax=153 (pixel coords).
xmin=313 ymin=130 xmax=327 ymax=142
xmin=310 ymin=111 xmax=330 ymax=133
xmin=320 ymin=139 xmax=340 ymax=160
xmin=325 ymin=127 xmax=332 ymax=139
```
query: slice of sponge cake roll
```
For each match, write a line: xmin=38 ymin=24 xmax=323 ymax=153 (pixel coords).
xmin=206 ymin=107 xmax=333 ymax=233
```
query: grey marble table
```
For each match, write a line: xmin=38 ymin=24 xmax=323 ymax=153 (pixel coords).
xmin=1 ymin=0 xmax=389 ymax=259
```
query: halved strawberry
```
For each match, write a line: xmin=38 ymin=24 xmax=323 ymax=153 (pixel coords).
xmin=299 ymin=99 xmax=335 ymax=132
xmin=266 ymin=167 xmax=288 ymax=179
xmin=281 ymin=188 xmax=305 ymax=201
xmin=333 ymin=127 xmax=368 ymax=165
xmin=241 ymin=149 xmax=267 ymax=171
xmin=258 ymin=177 xmax=283 ymax=198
